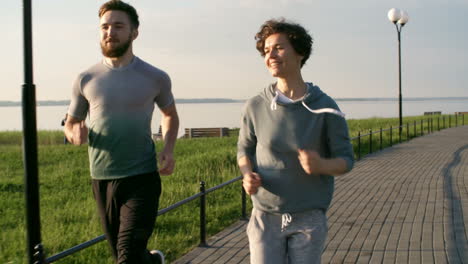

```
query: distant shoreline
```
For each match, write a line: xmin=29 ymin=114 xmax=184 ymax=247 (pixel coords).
xmin=1 ymin=97 xmax=468 ymax=107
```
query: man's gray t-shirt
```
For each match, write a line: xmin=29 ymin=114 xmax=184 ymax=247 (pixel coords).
xmin=68 ymin=56 xmax=174 ymax=180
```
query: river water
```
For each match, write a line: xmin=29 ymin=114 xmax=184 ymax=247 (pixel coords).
xmin=1 ymin=99 xmax=467 ymax=137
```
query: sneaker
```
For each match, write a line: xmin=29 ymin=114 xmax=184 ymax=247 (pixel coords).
xmin=150 ymin=250 xmax=165 ymax=264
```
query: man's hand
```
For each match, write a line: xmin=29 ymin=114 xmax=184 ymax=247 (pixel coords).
xmin=298 ymin=149 xmax=323 ymax=175
xmin=68 ymin=120 xmax=88 ymax=146
xmin=64 ymin=115 xmax=88 ymax=146
xmin=158 ymin=150 xmax=175 ymax=175
xmin=242 ymin=172 xmax=262 ymax=195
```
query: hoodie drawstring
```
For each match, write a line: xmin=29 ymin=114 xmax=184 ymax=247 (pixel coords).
xmin=270 ymin=89 xmax=346 ymax=118
xmin=270 ymin=90 xmax=279 ymax=110
xmin=281 ymin=213 xmax=292 ymax=231
xmin=301 ymin=101 xmax=346 ymax=118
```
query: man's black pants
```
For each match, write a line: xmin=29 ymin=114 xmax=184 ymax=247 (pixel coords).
xmin=92 ymin=171 xmax=161 ymax=264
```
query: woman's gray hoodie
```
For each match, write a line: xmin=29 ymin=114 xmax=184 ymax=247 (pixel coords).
xmin=237 ymin=82 xmax=354 ymax=214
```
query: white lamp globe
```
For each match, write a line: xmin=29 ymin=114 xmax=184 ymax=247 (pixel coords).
xmin=388 ymin=8 xmax=401 ymax=23
xmin=398 ymin=10 xmax=409 ymax=25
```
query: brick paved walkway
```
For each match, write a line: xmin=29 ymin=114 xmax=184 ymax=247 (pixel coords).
xmin=174 ymin=126 xmax=468 ymax=264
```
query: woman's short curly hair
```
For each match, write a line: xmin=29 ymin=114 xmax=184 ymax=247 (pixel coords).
xmin=255 ymin=18 xmax=313 ymax=67
xmin=99 ymin=0 xmax=139 ymax=29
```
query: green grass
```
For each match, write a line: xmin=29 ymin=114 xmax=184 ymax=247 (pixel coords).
xmin=0 ymin=114 xmax=465 ymax=263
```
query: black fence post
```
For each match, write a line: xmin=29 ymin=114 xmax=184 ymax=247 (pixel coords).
xmin=414 ymin=121 xmax=416 ymax=137
xmin=369 ymin=129 xmax=372 ymax=154
xmin=421 ymin=120 xmax=424 ymax=135
xmin=357 ymin=131 xmax=361 ymax=160
xmin=390 ymin=126 xmax=392 ymax=146
xmin=199 ymin=181 xmax=207 ymax=247
xmin=398 ymin=123 xmax=401 ymax=143
xmin=379 ymin=127 xmax=383 ymax=151
xmin=437 ymin=117 xmax=440 ymax=131
xmin=241 ymin=184 xmax=247 ymax=220
xmin=406 ymin=123 xmax=409 ymax=141
xmin=449 ymin=115 xmax=451 ymax=128
xmin=456 ymin=114 xmax=458 ymax=127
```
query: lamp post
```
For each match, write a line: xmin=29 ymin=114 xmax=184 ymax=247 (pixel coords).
xmin=22 ymin=0 xmax=44 ymax=263
xmin=388 ymin=8 xmax=409 ymax=140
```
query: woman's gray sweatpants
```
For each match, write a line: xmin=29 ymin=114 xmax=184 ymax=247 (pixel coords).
xmin=247 ymin=208 xmax=328 ymax=264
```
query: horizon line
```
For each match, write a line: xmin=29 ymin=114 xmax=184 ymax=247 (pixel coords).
xmin=1 ymin=96 xmax=468 ymax=106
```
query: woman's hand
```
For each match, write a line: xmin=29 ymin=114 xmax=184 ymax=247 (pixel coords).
xmin=242 ymin=172 xmax=262 ymax=195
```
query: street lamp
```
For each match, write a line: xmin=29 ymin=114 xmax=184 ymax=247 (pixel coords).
xmin=388 ymin=8 xmax=409 ymax=140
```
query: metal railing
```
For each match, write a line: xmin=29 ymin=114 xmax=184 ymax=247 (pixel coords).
xmin=353 ymin=114 xmax=465 ymax=160
xmin=45 ymin=176 xmax=246 ymax=263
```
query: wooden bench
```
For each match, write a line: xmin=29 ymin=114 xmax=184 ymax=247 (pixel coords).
xmin=424 ymin=111 xmax=442 ymax=115
xmin=184 ymin=127 xmax=229 ymax=138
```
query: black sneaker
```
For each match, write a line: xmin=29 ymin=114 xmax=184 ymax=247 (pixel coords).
xmin=150 ymin=250 xmax=165 ymax=264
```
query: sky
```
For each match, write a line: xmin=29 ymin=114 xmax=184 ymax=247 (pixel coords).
xmin=2 ymin=0 xmax=467 ymax=101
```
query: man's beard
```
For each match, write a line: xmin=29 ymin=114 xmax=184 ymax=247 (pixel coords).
xmin=100 ymin=34 xmax=132 ymax=58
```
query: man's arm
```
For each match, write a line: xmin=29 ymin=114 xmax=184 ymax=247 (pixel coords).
xmin=64 ymin=115 xmax=88 ymax=146
xmin=158 ymin=102 xmax=179 ymax=175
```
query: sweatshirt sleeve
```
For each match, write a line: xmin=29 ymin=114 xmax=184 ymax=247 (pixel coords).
xmin=237 ymin=101 xmax=257 ymax=162
xmin=325 ymin=102 xmax=355 ymax=172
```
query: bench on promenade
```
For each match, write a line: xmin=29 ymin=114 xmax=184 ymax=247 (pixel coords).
xmin=455 ymin=111 xmax=468 ymax=115
xmin=424 ymin=111 xmax=442 ymax=115
xmin=184 ymin=127 xmax=229 ymax=138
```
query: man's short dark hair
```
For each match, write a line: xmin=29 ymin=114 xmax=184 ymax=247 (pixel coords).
xmin=255 ymin=18 xmax=313 ymax=67
xmin=99 ymin=0 xmax=139 ymax=29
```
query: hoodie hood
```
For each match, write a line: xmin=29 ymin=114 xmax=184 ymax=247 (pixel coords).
xmin=261 ymin=82 xmax=345 ymax=117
